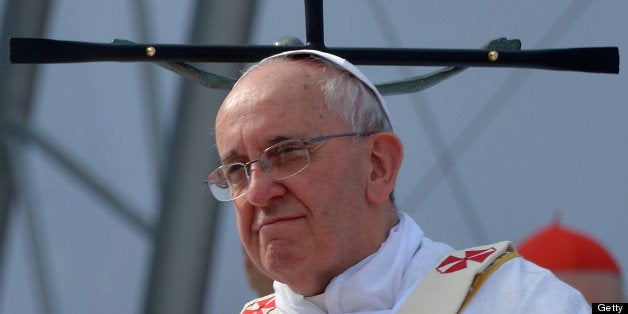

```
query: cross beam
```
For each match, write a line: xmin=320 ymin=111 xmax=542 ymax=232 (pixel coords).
xmin=8 ymin=0 xmax=620 ymax=74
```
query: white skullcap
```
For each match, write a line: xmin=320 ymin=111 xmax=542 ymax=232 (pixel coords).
xmin=259 ymin=49 xmax=392 ymax=128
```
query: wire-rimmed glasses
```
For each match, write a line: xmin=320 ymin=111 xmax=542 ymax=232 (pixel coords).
xmin=204 ymin=132 xmax=373 ymax=201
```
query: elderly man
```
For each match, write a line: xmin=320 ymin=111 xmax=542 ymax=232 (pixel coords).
xmin=206 ymin=50 xmax=590 ymax=313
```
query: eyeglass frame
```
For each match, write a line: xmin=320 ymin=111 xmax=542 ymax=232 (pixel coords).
xmin=204 ymin=131 xmax=374 ymax=201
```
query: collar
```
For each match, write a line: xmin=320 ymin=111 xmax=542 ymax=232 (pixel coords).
xmin=274 ymin=211 xmax=424 ymax=313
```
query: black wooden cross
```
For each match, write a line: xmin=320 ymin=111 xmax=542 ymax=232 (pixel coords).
xmin=8 ymin=0 xmax=620 ymax=75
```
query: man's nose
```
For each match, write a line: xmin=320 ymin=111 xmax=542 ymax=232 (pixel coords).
xmin=245 ymin=165 xmax=286 ymax=206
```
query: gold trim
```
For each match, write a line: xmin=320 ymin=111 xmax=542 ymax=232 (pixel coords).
xmin=459 ymin=251 xmax=520 ymax=312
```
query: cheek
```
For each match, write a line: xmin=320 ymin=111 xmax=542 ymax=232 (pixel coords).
xmin=315 ymin=159 xmax=370 ymax=227
xmin=299 ymin=163 xmax=367 ymax=227
xmin=294 ymin=154 xmax=368 ymax=218
xmin=325 ymin=158 xmax=368 ymax=199
xmin=234 ymin=205 xmax=258 ymax=254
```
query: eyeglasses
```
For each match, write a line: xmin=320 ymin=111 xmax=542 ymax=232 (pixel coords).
xmin=204 ymin=132 xmax=373 ymax=201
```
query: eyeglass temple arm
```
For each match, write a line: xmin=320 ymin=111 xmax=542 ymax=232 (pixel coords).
xmin=305 ymin=132 xmax=373 ymax=144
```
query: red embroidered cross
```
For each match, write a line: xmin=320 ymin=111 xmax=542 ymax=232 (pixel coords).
xmin=242 ymin=296 xmax=276 ymax=314
xmin=436 ymin=247 xmax=497 ymax=274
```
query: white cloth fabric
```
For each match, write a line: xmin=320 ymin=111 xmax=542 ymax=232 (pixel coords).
xmin=271 ymin=211 xmax=590 ymax=313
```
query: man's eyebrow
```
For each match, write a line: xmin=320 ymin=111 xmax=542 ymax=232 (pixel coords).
xmin=268 ymin=134 xmax=294 ymax=144
xmin=220 ymin=150 xmax=244 ymax=164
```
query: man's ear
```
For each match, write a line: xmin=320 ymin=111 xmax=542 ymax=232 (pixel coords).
xmin=365 ymin=132 xmax=403 ymax=204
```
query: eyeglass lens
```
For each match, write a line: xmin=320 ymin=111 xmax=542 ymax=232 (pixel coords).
xmin=206 ymin=139 xmax=311 ymax=201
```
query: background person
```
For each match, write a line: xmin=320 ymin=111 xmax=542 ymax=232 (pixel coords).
xmin=519 ymin=216 xmax=625 ymax=303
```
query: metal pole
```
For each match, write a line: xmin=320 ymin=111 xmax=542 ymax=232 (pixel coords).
xmin=142 ymin=1 xmax=257 ymax=313
xmin=304 ymin=0 xmax=325 ymax=49
xmin=0 ymin=0 xmax=53 ymax=307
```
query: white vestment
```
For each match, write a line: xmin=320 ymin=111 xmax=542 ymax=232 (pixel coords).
xmin=266 ymin=212 xmax=590 ymax=313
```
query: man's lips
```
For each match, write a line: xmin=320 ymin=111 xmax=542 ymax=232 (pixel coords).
xmin=256 ymin=215 xmax=303 ymax=231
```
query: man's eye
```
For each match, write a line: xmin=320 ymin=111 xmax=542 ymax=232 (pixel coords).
xmin=226 ymin=165 xmax=246 ymax=183
xmin=271 ymin=145 xmax=306 ymax=162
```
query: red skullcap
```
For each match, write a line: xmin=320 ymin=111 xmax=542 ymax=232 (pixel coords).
xmin=519 ymin=219 xmax=620 ymax=273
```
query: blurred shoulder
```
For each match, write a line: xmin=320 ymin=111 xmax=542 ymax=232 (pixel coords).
xmin=463 ymin=257 xmax=590 ymax=313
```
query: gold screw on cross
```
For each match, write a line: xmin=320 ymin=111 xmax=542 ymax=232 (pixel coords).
xmin=488 ymin=50 xmax=499 ymax=62
xmin=146 ymin=46 xmax=156 ymax=57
